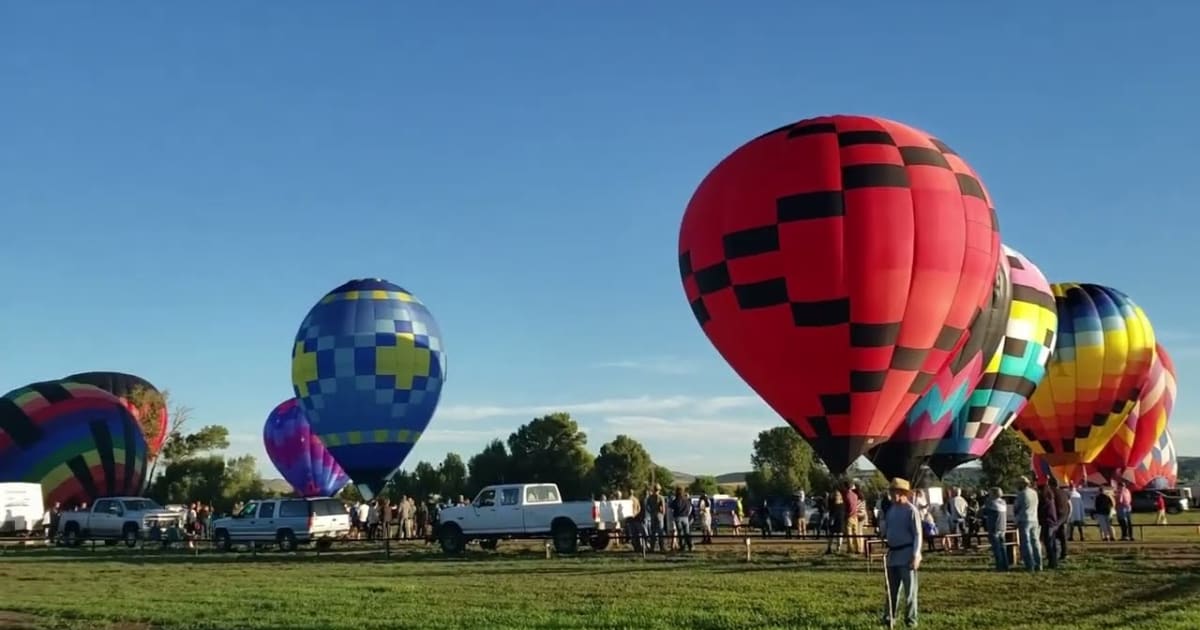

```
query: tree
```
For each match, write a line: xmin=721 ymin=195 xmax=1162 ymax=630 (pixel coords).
xmin=507 ymin=413 xmax=595 ymax=500
xmin=980 ymin=427 xmax=1033 ymax=491
xmin=592 ymin=435 xmax=653 ymax=496
xmin=438 ymin=453 xmax=468 ymax=500
xmin=467 ymin=439 xmax=513 ymax=494
xmin=338 ymin=484 xmax=364 ymax=503
xmin=124 ymin=384 xmax=170 ymax=456
xmin=139 ymin=390 xmax=194 ymax=480
xmin=687 ymin=475 xmax=719 ymax=496
xmin=744 ymin=427 xmax=816 ymax=499
xmin=651 ymin=465 xmax=674 ymax=490
xmin=159 ymin=425 xmax=230 ymax=463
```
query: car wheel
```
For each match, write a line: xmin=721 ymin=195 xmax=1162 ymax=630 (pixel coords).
xmin=123 ymin=526 xmax=140 ymax=548
xmin=214 ymin=530 xmax=232 ymax=552
xmin=438 ymin=524 xmax=465 ymax=555
xmin=277 ymin=530 xmax=298 ymax=552
xmin=552 ymin=520 xmax=579 ymax=555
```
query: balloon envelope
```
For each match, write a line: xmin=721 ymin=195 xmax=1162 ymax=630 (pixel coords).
xmin=1126 ymin=344 xmax=1176 ymax=467
xmin=62 ymin=371 xmax=169 ymax=458
xmin=1033 ymin=429 xmax=1178 ymax=490
xmin=869 ymin=252 xmax=1011 ymax=481
xmin=264 ymin=398 xmax=350 ymax=497
xmin=678 ymin=114 xmax=1001 ymax=473
xmin=929 ymin=246 xmax=1058 ymax=476
xmin=291 ymin=278 xmax=447 ymax=499
xmin=1013 ymin=284 xmax=1155 ymax=467
xmin=0 ymin=381 xmax=149 ymax=505
xmin=1090 ymin=343 xmax=1174 ymax=475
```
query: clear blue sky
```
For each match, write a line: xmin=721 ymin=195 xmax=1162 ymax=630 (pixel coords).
xmin=2 ymin=2 xmax=1197 ymax=478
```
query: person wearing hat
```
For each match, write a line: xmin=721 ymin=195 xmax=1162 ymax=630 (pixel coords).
xmin=880 ymin=477 xmax=922 ymax=629
xmin=1014 ymin=476 xmax=1042 ymax=571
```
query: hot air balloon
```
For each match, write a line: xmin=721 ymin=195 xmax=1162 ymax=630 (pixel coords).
xmin=1090 ymin=344 xmax=1174 ymax=476
xmin=62 ymin=371 xmax=169 ymax=458
xmin=867 ymin=253 xmax=1012 ymax=481
xmin=678 ymin=115 xmax=1001 ymax=473
xmin=0 ymin=381 xmax=149 ymax=506
xmin=1029 ymin=454 xmax=1102 ymax=487
xmin=264 ymin=398 xmax=350 ymax=497
xmin=1013 ymin=284 xmax=1155 ymax=468
xmin=1127 ymin=344 xmax=1176 ymax=467
xmin=291 ymin=278 xmax=447 ymax=498
xmin=928 ymin=246 xmax=1058 ymax=477
xmin=1124 ymin=429 xmax=1177 ymax=490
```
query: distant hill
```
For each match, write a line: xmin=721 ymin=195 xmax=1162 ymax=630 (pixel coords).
xmin=262 ymin=478 xmax=293 ymax=495
xmin=715 ymin=472 xmax=747 ymax=485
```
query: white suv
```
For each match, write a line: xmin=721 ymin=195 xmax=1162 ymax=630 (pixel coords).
xmin=211 ymin=497 xmax=350 ymax=551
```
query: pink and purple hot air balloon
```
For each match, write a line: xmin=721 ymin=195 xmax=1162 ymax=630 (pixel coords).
xmin=263 ymin=398 xmax=350 ymax=497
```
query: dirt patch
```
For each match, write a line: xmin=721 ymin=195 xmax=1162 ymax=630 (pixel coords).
xmin=0 ymin=611 xmax=153 ymax=630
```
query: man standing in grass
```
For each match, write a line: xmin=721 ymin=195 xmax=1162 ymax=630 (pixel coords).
xmin=1014 ymin=477 xmax=1041 ymax=572
xmin=881 ymin=478 xmax=921 ymax=629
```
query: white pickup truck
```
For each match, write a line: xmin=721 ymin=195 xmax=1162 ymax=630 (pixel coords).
xmin=436 ymin=483 xmax=634 ymax=555
xmin=57 ymin=497 xmax=182 ymax=547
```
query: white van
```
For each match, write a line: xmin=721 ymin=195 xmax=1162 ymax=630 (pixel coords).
xmin=210 ymin=497 xmax=350 ymax=551
xmin=0 ymin=483 xmax=45 ymax=536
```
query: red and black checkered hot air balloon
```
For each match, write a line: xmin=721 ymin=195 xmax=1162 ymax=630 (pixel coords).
xmin=678 ymin=115 xmax=1001 ymax=474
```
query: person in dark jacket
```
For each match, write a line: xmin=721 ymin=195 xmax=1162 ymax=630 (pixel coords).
xmin=670 ymin=487 xmax=694 ymax=551
xmin=1038 ymin=483 xmax=1060 ymax=569
xmin=1050 ymin=477 xmax=1071 ymax=561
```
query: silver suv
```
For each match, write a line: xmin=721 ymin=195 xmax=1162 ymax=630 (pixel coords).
xmin=211 ymin=497 xmax=350 ymax=551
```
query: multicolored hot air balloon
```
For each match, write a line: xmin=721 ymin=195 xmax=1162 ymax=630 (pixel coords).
xmin=62 ymin=371 xmax=169 ymax=458
xmin=1127 ymin=344 xmax=1176 ymax=467
xmin=1013 ymin=284 xmax=1155 ymax=468
xmin=1030 ymin=454 xmax=1100 ymax=487
xmin=1033 ymin=429 xmax=1178 ymax=490
xmin=678 ymin=115 xmax=1001 ymax=473
xmin=868 ymin=254 xmax=1012 ymax=481
xmin=0 ymin=381 xmax=149 ymax=506
xmin=1125 ymin=429 xmax=1177 ymax=490
xmin=291 ymin=278 xmax=447 ymax=498
xmin=929 ymin=246 xmax=1058 ymax=477
xmin=263 ymin=398 xmax=350 ymax=497
xmin=1090 ymin=344 xmax=1174 ymax=476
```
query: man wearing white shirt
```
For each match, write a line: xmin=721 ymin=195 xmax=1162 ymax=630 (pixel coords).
xmin=948 ymin=488 xmax=968 ymax=551
xmin=1067 ymin=484 xmax=1086 ymax=541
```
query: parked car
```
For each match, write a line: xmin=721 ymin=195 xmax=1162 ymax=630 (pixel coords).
xmin=436 ymin=483 xmax=633 ymax=555
xmin=57 ymin=497 xmax=182 ymax=547
xmin=1131 ymin=490 xmax=1189 ymax=514
xmin=210 ymin=497 xmax=350 ymax=551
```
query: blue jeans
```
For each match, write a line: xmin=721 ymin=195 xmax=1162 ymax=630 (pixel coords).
xmin=647 ymin=514 xmax=665 ymax=551
xmin=1018 ymin=523 xmax=1042 ymax=571
xmin=1117 ymin=508 xmax=1133 ymax=540
xmin=883 ymin=565 xmax=918 ymax=626
xmin=674 ymin=518 xmax=692 ymax=550
xmin=987 ymin=531 xmax=1009 ymax=571
xmin=1042 ymin=524 xmax=1060 ymax=568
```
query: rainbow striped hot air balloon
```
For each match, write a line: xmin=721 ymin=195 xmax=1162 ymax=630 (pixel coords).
xmin=928 ymin=246 xmax=1058 ymax=477
xmin=0 ymin=381 xmax=149 ymax=506
xmin=1013 ymin=284 xmax=1155 ymax=468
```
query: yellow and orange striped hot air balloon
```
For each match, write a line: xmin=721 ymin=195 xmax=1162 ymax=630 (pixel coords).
xmin=1013 ymin=283 xmax=1155 ymax=468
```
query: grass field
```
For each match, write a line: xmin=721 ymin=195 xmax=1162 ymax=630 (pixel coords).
xmin=1 ymin=513 xmax=1198 ymax=630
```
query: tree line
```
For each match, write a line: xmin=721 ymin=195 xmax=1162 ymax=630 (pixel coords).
xmin=141 ymin=390 xmax=1036 ymax=512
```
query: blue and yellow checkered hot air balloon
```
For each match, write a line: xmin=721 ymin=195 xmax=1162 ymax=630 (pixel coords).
xmin=290 ymin=279 xmax=447 ymax=498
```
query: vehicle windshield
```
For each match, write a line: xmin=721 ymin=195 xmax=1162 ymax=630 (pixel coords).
xmin=122 ymin=499 xmax=162 ymax=512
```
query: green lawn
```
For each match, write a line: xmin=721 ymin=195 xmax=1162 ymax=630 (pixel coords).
xmin=1 ymin=514 xmax=1197 ymax=630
